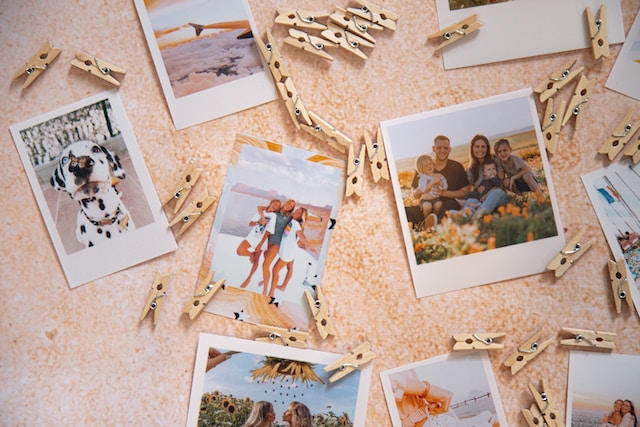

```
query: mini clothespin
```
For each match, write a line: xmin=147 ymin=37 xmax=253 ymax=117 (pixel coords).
xmin=522 ymin=379 xmax=565 ymax=427
xmin=275 ymin=8 xmax=329 ymax=30
xmin=276 ymin=77 xmax=313 ymax=129
xmin=304 ymin=286 xmax=337 ymax=339
xmin=324 ymin=342 xmax=375 ymax=382
xmin=560 ymin=327 xmax=615 ymax=350
xmin=624 ymin=135 xmax=640 ymax=164
xmin=427 ymin=14 xmax=482 ymax=50
xmin=562 ymin=75 xmax=594 ymax=128
xmin=347 ymin=0 xmax=399 ymax=31
xmin=140 ymin=272 xmax=171 ymax=325
xmin=533 ymin=59 xmax=585 ymax=104
xmin=71 ymin=50 xmax=126 ymax=87
xmin=169 ymin=191 xmax=216 ymax=236
xmin=503 ymin=329 xmax=552 ymax=375
xmin=345 ymin=143 xmax=366 ymax=197
xmin=608 ymin=258 xmax=635 ymax=314
xmin=329 ymin=7 xmax=383 ymax=45
xmin=255 ymin=30 xmax=291 ymax=83
xmin=284 ymin=28 xmax=337 ymax=61
xmin=541 ymin=98 xmax=567 ymax=154
xmin=255 ymin=324 xmax=308 ymax=349
xmin=182 ymin=270 xmax=225 ymax=320
xmin=452 ymin=332 xmax=505 ymax=351
xmin=163 ymin=161 xmax=203 ymax=214
xmin=321 ymin=22 xmax=375 ymax=60
xmin=598 ymin=111 xmax=640 ymax=160
xmin=364 ymin=128 xmax=389 ymax=182
xmin=586 ymin=5 xmax=609 ymax=59
xmin=12 ymin=41 xmax=61 ymax=88
xmin=300 ymin=111 xmax=352 ymax=153
xmin=546 ymin=229 xmax=593 ymax=278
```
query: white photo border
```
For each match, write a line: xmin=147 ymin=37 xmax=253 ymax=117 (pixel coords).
xmin=606 ymin=9 xmax=640 ymax=101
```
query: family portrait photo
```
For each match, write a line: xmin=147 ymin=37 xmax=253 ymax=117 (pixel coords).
xmin=380 ymin=352 xmax=506 ymax=427
xmin=382 ymin=89 xmax=563 ymax=297
xmin=197 ymin=134 xmax=344 ymax=330
xmin=567 ymin=352 xmax=640 ymax=427
xmin=9 ymin=91 xmax=176 ymax=287
xmin=186 ymin=334 xmax=371 ymax=427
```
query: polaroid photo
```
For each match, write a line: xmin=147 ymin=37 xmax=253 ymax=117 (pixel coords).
xmin=133 ymin=0 xmax=277 ymax=130
xmin=380 ymin=352 xmax=507 ymax=427
xmin=185 ymin=333 xmax=371 ymax=427
xmin=582 ymin=160 xmax=640 ymax=316
xmin=196 ymin=133 xmax=344 ymax=330
xmin=606 ymin=9 xmax=640 ymax=101
xmin=433 ymin=0 xmax=625 ymax=69
xmin=567 ymin=352 xmax=640 ymax=427
xmin=380 ymin=88 xmax=563 ymax=297
xmin=9 ymin=90 xmax=177 ymax=288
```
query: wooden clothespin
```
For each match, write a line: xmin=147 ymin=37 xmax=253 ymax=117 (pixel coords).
xmin=182 ymin=270 xmax=225 ymax=320
xmin=598 ymin=111 xmax=640 ymax=160
xmin=300 ymin=110 xmax=351 ymax=153
xmin=427 ymin=14 xmax=482 ymax=50
xmin=255 ymin=324 xmax=308 ymax=349
xmin=345 ymin=143 xmax=366 ymax=197
xmin=276 ymin=76 xmax=312 ymax=129
xmin=284 ymin=28 xmax=337 ymax=61
xmin=304 ymin=286 xmax=337 ymax=339
xmin=624 ymin=135 xmax=640 ymax=164
xmin=586 ymin=5 xmax=609 ymax=59
xmin=324 ymin=342 xmax=375 ymax=382
xmin=140 ymin=272 xmax=171 ymax=325
xmin=255 ymin=30 xmax=291 ymax=83
xmin=71 ymin=50 xmax=126 ymax=87
xmin=608 ymin=258 xmax=635 ymax=314
xmin=533 ymin=59 xmax=584 ymax=104
xmin=168 ymin=191 xmax=216 ymax=236
xmin=541 ymin=98 xmax=567 ymax=154
xmin=452 ymin=332 xmax=505 ymax=351
xmin=562 ymin=75 xmax=594 ymax=128
xmin=347 ymin=0 xmax=399 ymax=31
xmin=321 ymin=22 xmax=375 ymax=60
xmin=364 ymin=128 xmax=389 ymax=182
xmin=546 ymin=229 xmax=593 ymax=278
xmin=522 ymin=379 xmax=565 ymax=427
xmin=163 ymin=161 xmax=203 ymax=214
xmin=560 ymin=327 xmax=615 ymax=350
xmin=522 ymin=402 xmax=546 ymax=427
xmin=503 ymin=329 xmax=552 ymax=375
xmin=274 ymin=8 xmax=329 ymax=30
xmin=12 ymin=41 xmax=61 ymax=88
xmin=329 ymin=7 xmax=383 ymax=45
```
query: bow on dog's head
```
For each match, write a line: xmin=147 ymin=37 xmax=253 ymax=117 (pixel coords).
xmin=51 ymin=140 xmax=126 ymax=200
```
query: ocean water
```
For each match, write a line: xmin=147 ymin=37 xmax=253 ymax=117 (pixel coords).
xmin=571 ymin=408 xmax=603 ymax=427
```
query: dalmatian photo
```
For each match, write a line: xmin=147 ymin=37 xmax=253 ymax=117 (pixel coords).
xmin=51 ymin=140 xmax=135 ymax=248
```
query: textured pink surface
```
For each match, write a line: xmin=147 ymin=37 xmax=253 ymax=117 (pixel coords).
xmin=1 ymin=1 xmax=639 ymax=426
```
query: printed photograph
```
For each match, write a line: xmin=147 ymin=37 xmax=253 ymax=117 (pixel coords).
xmin=567 ymin=352 xmax=640 ymax=427
xmin=582 ymin=160 xmax=640 ymax=313
xmin=9 ymin=91 xmax=176 ymax=288
xmin=186 ymin=334 xmax=371 ymax=427
xmin=381 ymin=89 xmax=563 ymax=297
xmin=606 ymin=10 xmax=640 ymax=101
xmin=197 ymin=134 xmax=344 ymax=330
xmin=380 ymin=352 xmax=507 ymax=427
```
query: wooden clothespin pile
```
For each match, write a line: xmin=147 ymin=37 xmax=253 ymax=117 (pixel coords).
xmin=522 ymin=379 xmax=565 ymax=427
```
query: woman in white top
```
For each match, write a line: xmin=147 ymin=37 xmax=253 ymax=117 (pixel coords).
xmin=268 ymin=207 xmax=307 ymax=303
xmin=619 ymin=400 xmax=637 ymax=427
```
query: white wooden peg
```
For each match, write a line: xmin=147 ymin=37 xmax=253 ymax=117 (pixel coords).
xmin=562 ymin=75 xmax=594 ymax=128
xmin=586 ymin=4 xmax=609 ymax=59
xmin=533 ymin=59 xmax=584 ymax=104
xmin=598 ymin=111 xmax=640 ymax=160
xmin=608 ymin=258 xmax=635 ymax=314
xmin=140 ymin=272 xmax=171 ymax=325
xmin=427 ymin=14 xmax=482 ymax=50
xmin=560 ymin=327 xmax=615 ymax=350
xmin=304 ymin=286 xmax=337 ymax=339
xmin=324 ymin=342 xmax=375 ymax=382
xmin=546 ymin=229 xmax=592 ymax=278
xmin=503 ymin=329 xmax=552 ymax=375
xmin=182 ymin=270 xmax=225 ymax=320
xmin=347 ymin=0 xmax=399 ymax=31
xmin=345 ymin=143 xmax=366 ymax=197
xmin=255 ymin=324 xmax=308 ymax=349
xmin=163 ymin=161 xmax=203 ymax=214
xmin=541 ymin=98 xmax=566 ymax=154
xmin=169 ymin=191 xmax=216 ymax=236
xmin=364 ymin=128 xmax=390 ymax=182
xmin=71 ymin=50 xmax=126 ymax=87
xmin=12 ymin=41 xmax=61 ymax=88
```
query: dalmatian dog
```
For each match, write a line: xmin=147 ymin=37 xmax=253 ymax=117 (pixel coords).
xmin=51 ymin=140 xmax=135 ymax=248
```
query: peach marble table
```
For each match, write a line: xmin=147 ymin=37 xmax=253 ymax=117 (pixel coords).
xmin=1 ymin=1 xmax=639 ymax=426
